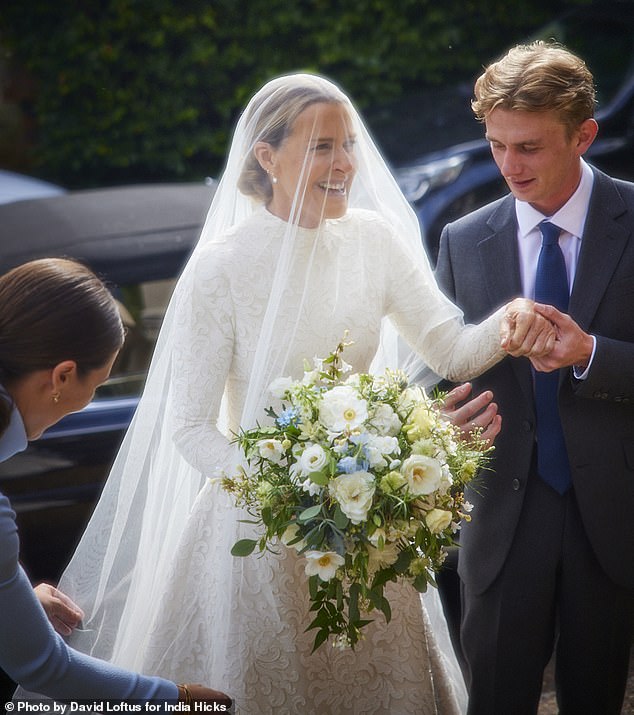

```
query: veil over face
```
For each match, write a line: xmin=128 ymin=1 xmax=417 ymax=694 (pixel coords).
xmin=55 ymin=73 xmax=467 ymax=708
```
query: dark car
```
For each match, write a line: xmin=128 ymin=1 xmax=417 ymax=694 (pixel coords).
xmin=0 ymin=182 xmax=214 ymax=581
xmin=369 ymin=4 xmax=634 ymax=264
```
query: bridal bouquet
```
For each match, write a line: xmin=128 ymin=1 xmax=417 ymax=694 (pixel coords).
xmin=222 ymin=338 xmax=489 ymax=651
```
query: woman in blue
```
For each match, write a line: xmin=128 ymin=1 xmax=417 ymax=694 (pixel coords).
xmin=0 ymin=257 xmax=231 ymax=706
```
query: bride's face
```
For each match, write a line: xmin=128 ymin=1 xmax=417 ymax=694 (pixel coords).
xmin=267 ymin=102 xmax=357 ymax=228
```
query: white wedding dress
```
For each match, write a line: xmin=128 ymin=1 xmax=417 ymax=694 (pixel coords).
xmin=91 ymin=207 xmax=503 ymax=715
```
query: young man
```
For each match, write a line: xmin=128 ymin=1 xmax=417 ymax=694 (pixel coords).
xmin=435 ymin=41 xmax=634 ymax=714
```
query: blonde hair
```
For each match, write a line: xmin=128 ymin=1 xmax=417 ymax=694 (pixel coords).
xmin=237 ymin=74 xmax=347 ymax=203
xmin=472 ymin=41 xmax=596 ymax=135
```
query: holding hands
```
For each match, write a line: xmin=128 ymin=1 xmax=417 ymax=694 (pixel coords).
xmin=500 ymin=298 xmax=593 ymax=371
xmin=500 ymin=297 xmax=556 ymax=358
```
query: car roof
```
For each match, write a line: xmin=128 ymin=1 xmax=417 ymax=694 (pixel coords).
xmin=0 ymin=169 xmax=65 ymax=204
xmin=0 ymin=182 xmax=214 ymax=284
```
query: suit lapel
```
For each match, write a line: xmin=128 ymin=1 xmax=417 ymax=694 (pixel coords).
xmin=569 ymin=170 xmax=630 ymax=329
xmin=477 ymin=197 xmax=534 ymax=404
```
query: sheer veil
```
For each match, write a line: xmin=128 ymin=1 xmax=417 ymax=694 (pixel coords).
xmin=50 ymin=73 xmax=473 ymax=708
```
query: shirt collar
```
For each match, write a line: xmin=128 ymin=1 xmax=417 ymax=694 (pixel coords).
xmin=516 ymin=160 xmax=595 ymax=239
xmin=0 ymin=387 xmax=28 ymax=463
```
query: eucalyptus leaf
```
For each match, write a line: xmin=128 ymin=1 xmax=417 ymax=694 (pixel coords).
xmin=333 ymin=505 xmax=350 ymax=530
xmin=230 ymin=538 xmax=258 ymax=557
xmin=298 ymin=504 xmax=322 ymax=523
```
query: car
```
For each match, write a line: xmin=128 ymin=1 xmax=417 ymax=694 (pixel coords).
xmin=368 ymin=4 xmax=634 ymax=264
xmin=0 ymin=169 xmax=65 ymax=205
xmin=0 ymin=181 xmax=215 ymax=582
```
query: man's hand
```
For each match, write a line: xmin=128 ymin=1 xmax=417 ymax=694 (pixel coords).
xmin=34 ymin=582 xmax=84 ymax=636
xmin=440 ymin=382 xmax=501 ymax=447
xmin=529 ymin=303 xmax=594 ymax=372
xmin=500 ymin=297 xmax=556 ymax=358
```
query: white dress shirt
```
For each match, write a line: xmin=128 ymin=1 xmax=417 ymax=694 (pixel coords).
xmin=515 ymin=160 xmax=597 ymax=376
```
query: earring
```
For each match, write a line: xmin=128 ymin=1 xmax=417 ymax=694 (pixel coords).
xmin=267 ymin=170 xmax=278 ymax=184
xmin=52 ymin=392 xmax=60 ymax=404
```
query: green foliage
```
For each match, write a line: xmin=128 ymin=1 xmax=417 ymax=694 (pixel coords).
xmin=1 ymin=0 xmax=579 ymax=186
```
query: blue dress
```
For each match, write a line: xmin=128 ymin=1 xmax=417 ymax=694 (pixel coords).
xmin=0 ymin=394 xmax=177 ymax=700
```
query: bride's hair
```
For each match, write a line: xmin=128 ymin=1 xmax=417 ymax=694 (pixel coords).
xmin=237 ymin=74 xmax=346 ymax=203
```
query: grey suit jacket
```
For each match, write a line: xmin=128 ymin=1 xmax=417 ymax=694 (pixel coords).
xmin=435 ymin=167 xmax=634 ymax=594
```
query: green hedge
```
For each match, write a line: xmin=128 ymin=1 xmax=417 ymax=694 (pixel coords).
xmin=0 ymin=0 xmax=579 ymax=187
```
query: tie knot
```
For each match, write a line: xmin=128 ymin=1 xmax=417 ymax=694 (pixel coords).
xmin=540 ymin=221 xmax=561 ymax=246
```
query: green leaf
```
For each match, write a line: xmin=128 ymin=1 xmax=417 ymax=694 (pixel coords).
xmin=312 ymin=628 xmax=330 ymax=653
xmin=393 ymin=549 xmax=413 ymax=574
xmin=333 ymin=505 xmax=350 ymax=530
xmin=308 ymin=470 xmax=329 ymax=486
xmin=230 ymin=538 xmax=258 ymax=557
xmin=298 ymin=504 xmax=322 ymax=523
xmin=349 ymin=582 xmax=360 ymax=624
xmin=413 ymin=573 xmax=430 ymax=593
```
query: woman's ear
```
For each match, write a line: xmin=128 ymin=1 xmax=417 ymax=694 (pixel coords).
xmin=254 ymin=142 xmax=275 ymax=173
xmin=51 ymin=360 xmax=78 ymax=391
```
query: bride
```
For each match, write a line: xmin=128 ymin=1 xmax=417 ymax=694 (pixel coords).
xmin=55 ymin=74 xmax=550 ymax=714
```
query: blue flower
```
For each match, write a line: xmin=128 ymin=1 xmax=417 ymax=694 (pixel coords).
xmin=337 ymin=456 xmax=369 ymax=474
xmin=276 ymin=407 xmax=301 ymax=428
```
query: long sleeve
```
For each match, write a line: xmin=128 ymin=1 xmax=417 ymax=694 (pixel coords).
xmin=382 ymin=220 xmax=506 ymax=382
xmin=0 ymin=494 xmax=177 ymax=700
xmin=170 ymin=243 xmax=236 ymax=476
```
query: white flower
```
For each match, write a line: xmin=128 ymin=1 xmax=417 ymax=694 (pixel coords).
xmin=425 ymin=508 xmax=453 ymax=534
xmin=301 ymin=478 xmax=322 ymax=497
xmin=302 ymin=369 xmax=320 ymax=385
xmin=268 ymin=376 xmax=294 ymax=399
xmin=369 ymin=403 xmax=402 ymax=436
xmin=329 ymin=471 xmax=375 ymax=524
xmin=396 ymin=385 xmax=426 ymax=416
xmin=401 ymin=454 xmax=442 ymax=495
xmin=256 ymin=438 xmax=285 ymax=464
xmin=367 ymin=541 xmax=401 ymax=571
xmin=298 ymin=443 xmax=328 ymax=473
xmin=304 ymin=550 xmax=345 ymax=581
xmin=319 ymin=385 xmax=368 ymax=433
xmin=363 ymin=434 xmax=400 ymax=469
xmin=281 ymin=523 xmax=306 ymax=551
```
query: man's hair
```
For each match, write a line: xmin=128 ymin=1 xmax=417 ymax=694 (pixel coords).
xmin=472 ymin=41 xmax=596 ymax=134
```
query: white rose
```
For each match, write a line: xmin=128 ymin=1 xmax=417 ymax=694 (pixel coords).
xmin=304 ymin=550 xmax=345 ymax=581
xmin=329 ymin=470 xmax=375 ymax=524
xmin=298 ymin=443 xmax=328 ymax=473
xmin=319 ymin=385 xmax=368 ymax=433
xmin=268 ymin=376 xmax=294 ymax=399
xmin=256 ymin=438 xmax=285 ymax=464
xmin=401 ymin=454 xmax=442 ymax=495
xmin=425 ymin=508 xmax=453 ymax=534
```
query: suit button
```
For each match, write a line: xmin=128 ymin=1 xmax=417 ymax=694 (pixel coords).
xmin=512 ymin=479 xmax=521 ymax=491
xmin=521 ymin=420 xmax=532 ymax=432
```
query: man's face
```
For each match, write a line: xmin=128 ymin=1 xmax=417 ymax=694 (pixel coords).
xmin=484 ymin=107 xmax=597 ymax=216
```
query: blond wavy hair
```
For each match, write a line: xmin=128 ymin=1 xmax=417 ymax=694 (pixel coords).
xmin=472 ymin=41 xmax=596 ymax=136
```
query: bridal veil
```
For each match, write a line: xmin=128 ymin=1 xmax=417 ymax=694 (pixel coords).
xmin=56 ymin=73 xmax=467 ymax=709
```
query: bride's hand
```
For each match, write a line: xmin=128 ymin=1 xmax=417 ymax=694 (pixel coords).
xmin=34 ymin=582 xmax=84 ymax=636
xmin=439 ymin=382 xmax=501 ymax=447
xmin=177 ymin=683 xmax=232 ymax=707
xmin=500 ymin=297 xmax=556 ymax=358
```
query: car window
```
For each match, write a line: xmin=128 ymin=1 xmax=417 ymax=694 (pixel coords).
xmin=96 ymin=278 xmax=176 ymax=398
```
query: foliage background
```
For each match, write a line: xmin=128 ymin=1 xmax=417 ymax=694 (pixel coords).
xmin=0 ymin=0 xmax=592 ymax=187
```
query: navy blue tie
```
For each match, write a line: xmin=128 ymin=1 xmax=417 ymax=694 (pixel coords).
xmin=533 ymin=221 xmax=571 ymax=494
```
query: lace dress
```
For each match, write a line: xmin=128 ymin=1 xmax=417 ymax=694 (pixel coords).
xmin=102 ymin=209 xmax=504 ymax=714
